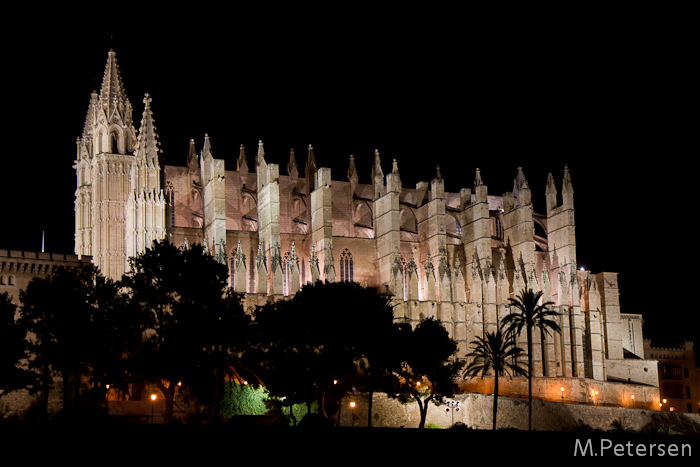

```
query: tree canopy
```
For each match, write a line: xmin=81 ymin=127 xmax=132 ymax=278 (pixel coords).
xmin=385 ymin=317 xmax=463 ymax=429
xmin=15 ymin=264 xmax=127 ymax=421
xmin=120 ymin=239 xmax=253 ymax=423
xmin=251 ymin=281 xmax=399 ymax=424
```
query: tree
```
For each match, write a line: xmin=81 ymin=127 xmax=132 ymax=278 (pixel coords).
xmin=386 ymin=317 xmax=463 ymax=429
xmin=501 ymin=287 xmax=561 ymax=431
xmin=0 ymin=292 xmax=33 ymax=398
xmin=121 ymin=239 xmax=253 ymax=423
xmin=463 ymin=325 xmax=527 ymax=430
xmin=16 ymin=264 xmax=127 ymax=422
xmin=252 ymin=281 xmax=398 ymax=425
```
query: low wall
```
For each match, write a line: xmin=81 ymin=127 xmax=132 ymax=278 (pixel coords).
xmin=340 ymin=391 xmax=700 ymax=434
xmin=457 ymin=376 xmax=659 ymax=409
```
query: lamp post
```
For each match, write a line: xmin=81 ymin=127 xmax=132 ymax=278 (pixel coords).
xmin=151 ymin=394 xmax=157 ymax=424
xmin=349 ymin=401 xmax=356 ymax=427
xmin=445 ymin=399 xmax=460 ymax=427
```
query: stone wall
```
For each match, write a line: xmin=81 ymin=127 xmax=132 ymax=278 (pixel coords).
xmin=340 ymin=391 xmax=700 ymax=433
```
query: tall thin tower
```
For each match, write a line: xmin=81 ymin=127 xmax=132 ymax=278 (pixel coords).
xmin=74 ymin=50 xmax=165 ymax=279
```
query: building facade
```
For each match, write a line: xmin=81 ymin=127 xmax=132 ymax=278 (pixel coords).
xmin=645 ymin=340 xmax=699 ymax=414
xmin=74 ymin=50 xmax=660 ymax=407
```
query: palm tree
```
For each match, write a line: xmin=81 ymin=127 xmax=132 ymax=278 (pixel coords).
xmin=501 ymin=288 xmax=561 ymax=431
xmin=463 ymin=325 xmax=527 ymax=430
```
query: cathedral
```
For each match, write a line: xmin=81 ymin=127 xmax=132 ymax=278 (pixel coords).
xmin=74 ymin=50 xmax=660 ymax=407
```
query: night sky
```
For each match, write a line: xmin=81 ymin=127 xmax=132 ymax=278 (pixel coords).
xmin=2 ymin=12 xmax=695 ymax=349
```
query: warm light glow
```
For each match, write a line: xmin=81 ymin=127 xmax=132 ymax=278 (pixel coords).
xmin=151 ymin=394 xmax=157 ymax=401
xmin=106 ymin=384 xmax=110 ymax=389
xmin=416 ymin=381 xmax=421 ymax=387
xmin=349 ymin=401 xmax=356 ymax=408
xmin=631 ymin=395 xmax=634 ymax=399
xmin=333 ymin=380 xmax=338 ymax=385
xmin=177 ymin=381 xmax=182 ymax=386
xmin=662 ymin=399 xmax=667 ymax=403
xmin=560 ymin=387 xmax=564 ymax=392
xmin=243 ymin=381 xmax=248 ymax=385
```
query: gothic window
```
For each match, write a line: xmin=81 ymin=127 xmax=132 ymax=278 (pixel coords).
xmin=340 ymin=248 xmax=354 ymax=283
xmin=111 ymin=131 xmax=120 ymax=154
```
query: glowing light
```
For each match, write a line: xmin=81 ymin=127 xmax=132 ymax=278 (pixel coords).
xmin=151 ymin=394 xmax=157 ymax=401
xmin=349 ymin=401 xmax=356 ymax=408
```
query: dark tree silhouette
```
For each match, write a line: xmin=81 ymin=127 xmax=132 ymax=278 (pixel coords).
xmin=386 ymin=317 xmax=463 ymax=429
xmin=252 ymin=281 xmax=398 ymax=426
xmin=16 ymin=264 xmax=126 ymax=422
xmin=463 ymin=325 xmax=527 ymax=430
xmin=121 ymin=239 xmax=252 ymax=423
xmin=0 ymin=292 xmax=33 ymax=398
xmin=501 ymin=288 xmax=560 ymax=431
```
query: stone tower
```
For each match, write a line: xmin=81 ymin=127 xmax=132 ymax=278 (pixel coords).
xmin=74 ymin=50 xmax=166 ymax=279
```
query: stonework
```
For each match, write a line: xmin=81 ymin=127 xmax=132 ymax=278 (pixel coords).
xmin=72 ymin=50 xmax=660 ymax=407
xmin=645 ymin=340 xmax=699 ymax=414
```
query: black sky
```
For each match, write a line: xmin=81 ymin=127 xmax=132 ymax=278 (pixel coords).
xmin=2 ymin=11 xmax=695 ymax=348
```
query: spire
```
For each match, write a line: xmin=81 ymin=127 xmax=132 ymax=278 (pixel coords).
xmin=257 ymin=140 xmax=266 ymax=166
xmin=237 ymin=144 xmax=248 ymax=173
xmin=371 ymin=149 xmax=383 ymax=182
xmin=287 ymin=148 xmax=298 ymax=178
xmin=202 ymin=134 xmax=212 ymax=161
xmin=435 ymin=164 xmax=442 ymax=180
xmin=98 ymin=50 xmax=131 ymax=124
xmin=474 ymin=168 xmax=484 ymax=188
xmin=135 ymin=94 xmax=160 ymax=166
xmin=306 ymin=144 xmax=317 ymax=175
xmin=513 ymin=167 xmax=528 ymax=195
xmin=187 ymin=139 xmax=197 ymax=167
xmin=347 ymin=155 xmax=358 ymax=181
xmin=81 ymin=91 xmax=99 ymax=144
xmin=372 ymin=149 xmax=385 ymax=199
xmin=305 ymin=144 xmax=317 ymax=195
xmin=562 ymin=165 xmax=573 ymax=194
xmin=513 ymin=166 xmax=531 ymax=206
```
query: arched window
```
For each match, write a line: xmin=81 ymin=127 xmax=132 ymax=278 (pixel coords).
xmin=340 ymin=248 xmax=353 ymax=283
xmin=111 ymin=131 xmax=120 ymax=154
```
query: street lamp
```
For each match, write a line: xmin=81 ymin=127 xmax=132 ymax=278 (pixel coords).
xmin=560 ymin=387 xmax=564 ymax=400
xmin=349 ymin=401 xmax=356 ymax=427
xmin=445 ymin=399 xmax=460 ymax=427
xmin=151 ymin=394 xmax=157 ymax=424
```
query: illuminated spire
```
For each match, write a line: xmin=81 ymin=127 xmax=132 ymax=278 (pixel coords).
xmin=237 ymin=144 xmax=248 ymax=173
xmin=135 ymin=94 xmax=160 ymax=166
xmin=98 ymin=50 xmax=131 ymax=125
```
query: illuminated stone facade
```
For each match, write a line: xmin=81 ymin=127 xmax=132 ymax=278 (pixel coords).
xmin=74 ymin=50 xmax=659 ymax=405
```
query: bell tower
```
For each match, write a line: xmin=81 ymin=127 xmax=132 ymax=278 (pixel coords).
xmin=74 ymin=50 xmax=165 ymax=279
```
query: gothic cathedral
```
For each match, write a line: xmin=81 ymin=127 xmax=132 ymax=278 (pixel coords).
xmin=74 ymin=50 xmax=659 ymax=406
